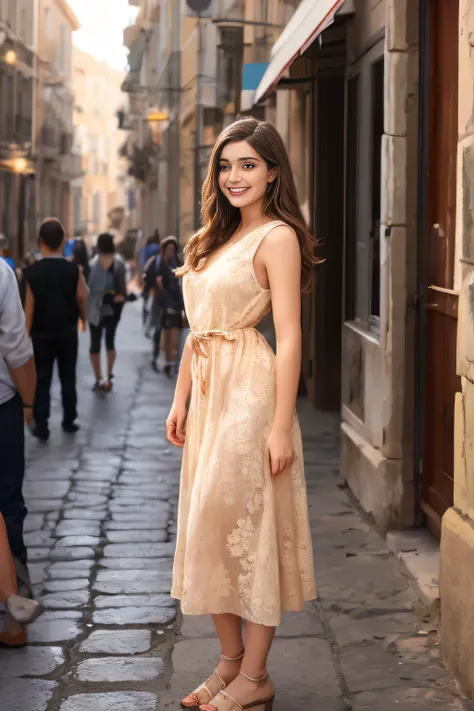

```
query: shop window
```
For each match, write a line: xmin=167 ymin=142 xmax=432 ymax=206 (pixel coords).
xmin=369 ymin=58 xmax=384 ymax=325
xmin=344 ymin=41 xmax=384 ymax=333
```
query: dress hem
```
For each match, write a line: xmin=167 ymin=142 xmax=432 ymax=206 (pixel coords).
xmin=170 ymin=590 xmax=318 ymax=626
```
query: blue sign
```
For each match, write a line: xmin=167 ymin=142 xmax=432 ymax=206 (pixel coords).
xmin=242 ymin=63 xmax=269 ymax=91
xmin=63 ymin=239 xmax=75 ymax=258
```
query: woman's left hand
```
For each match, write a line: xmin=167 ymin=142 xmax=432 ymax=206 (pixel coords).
xmin=114 ymin=294 xmax=126 ymax=303
xmin=267 ymin=425 xmax=295 ymax=478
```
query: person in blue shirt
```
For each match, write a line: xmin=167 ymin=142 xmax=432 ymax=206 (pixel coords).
xmin=0 ymin=234 xmax=15 ymax=270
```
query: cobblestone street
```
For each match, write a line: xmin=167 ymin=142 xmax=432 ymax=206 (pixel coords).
xmin=0 ymin=305 xmax=473 ymax=711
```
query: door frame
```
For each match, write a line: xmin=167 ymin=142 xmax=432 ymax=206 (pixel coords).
xmin=414 ymin=0 xmax=431 ymax=525
xmin=415 ymin=0 xmax=460 ymax=534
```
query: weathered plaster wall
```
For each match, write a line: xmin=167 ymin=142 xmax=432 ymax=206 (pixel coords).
xmin=342 ymin=0 xmax=417 ymax=530
xmin=440 ymin=0 xmax=474 ymax=699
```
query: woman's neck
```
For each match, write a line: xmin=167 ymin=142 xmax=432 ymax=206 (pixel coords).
xmin=239 ymin=201 xmax=265 ymax=227
xmin=99 ymin=254 xmax=114 ymax=269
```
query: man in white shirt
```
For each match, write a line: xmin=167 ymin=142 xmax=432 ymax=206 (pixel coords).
xmin=0 ymin=258 xmax=36 ymax=596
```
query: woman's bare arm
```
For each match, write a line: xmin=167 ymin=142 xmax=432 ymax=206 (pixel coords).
xmin=258 ymin=225 xmax=302 ymax=431
xmin=24 ymin=282 xmax=35 ymax=335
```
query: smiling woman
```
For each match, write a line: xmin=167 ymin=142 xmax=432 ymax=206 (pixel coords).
xmin=169 ymin=118 xmax=318 ymax=711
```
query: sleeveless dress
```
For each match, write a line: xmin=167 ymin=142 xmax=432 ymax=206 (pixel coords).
xmin=171 ymin=221 xmax=316 ymax=627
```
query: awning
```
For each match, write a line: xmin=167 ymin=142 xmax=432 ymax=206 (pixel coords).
xmin=254 ymin=0 xmax=348 ymax=104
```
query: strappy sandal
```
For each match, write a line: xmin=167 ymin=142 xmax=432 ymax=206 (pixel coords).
xmin=103 ymin=374 xmax=114 ymax=392
xmin=200 ymin=671 xmax=274 ymax=711
xmin=181 ymin=651 xmax=244 ymax=708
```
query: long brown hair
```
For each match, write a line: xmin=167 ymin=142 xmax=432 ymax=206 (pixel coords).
xmin=176 ymin=117 xmax=320 ymax=292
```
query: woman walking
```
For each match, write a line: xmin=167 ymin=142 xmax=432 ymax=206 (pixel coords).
xmin=167 ymin=118 xmax=317 ymax=711
xmin=87 ymin=233 xmax=127 ymax=392
xmin=155 ymin=236 xmax=184 ymax=378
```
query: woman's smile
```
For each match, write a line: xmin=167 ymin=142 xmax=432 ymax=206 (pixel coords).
xmin=227 ymin=186 xmax=250 ymax=196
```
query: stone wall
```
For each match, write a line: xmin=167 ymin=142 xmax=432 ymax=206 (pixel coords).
xmin=440 ymin=1 xmax=474 ymax=697
xmin=341 ymin=0 xmax=418 ymax=530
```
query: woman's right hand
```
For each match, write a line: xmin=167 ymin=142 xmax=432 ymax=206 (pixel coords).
xmin=166 ymin=400 xmax=187 ymax=447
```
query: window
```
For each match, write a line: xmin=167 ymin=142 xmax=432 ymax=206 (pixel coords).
xmin=43 ymin=6 xmax=51 ymax=40
xmin=93 ymin=191 xmax=101 ymax=228
xmin=8 ymin=0 xmax=17 ymax=33
xmin=345 ymin=75 xmax=359 ymax=322
xmin=344 ymin=41 xmax=384 ymax=332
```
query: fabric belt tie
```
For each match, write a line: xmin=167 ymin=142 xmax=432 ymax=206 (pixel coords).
xmin=190 ymin=329 xmax=237 ymax=395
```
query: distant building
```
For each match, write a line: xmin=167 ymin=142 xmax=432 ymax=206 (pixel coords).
xmin=71 ymin=46 xmax=127 ymax=237
xmin=35 ymin=0 xmax=81 ymax=236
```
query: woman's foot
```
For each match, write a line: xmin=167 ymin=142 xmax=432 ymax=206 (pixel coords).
xmin=181 ymin=653 xmax=244 ymax=708
xmin=200 ymin=671 xmax=274 ymax=711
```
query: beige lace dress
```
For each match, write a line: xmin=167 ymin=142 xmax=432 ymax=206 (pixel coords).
xmin=171 ymin=220 xmax=316 ymax=627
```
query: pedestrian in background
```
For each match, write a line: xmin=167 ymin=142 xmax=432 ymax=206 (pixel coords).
xmin=87 ymin=232 xmax=127 ymax=392
xmin=0 ymin=257 xmax=40 ymax=646
xmin=167 ymin=118 xmax=317 ymax=711
xmin=23 ymin=218 xmax=89 ymax=442
xmin=0 ymin=234 xmax=15 ymax=271
xmin=155 ymin=236 xmax=183 ymax=378
xmin=140 ymin=231 xmax=161 ymax=330
xmin=71 ymin=238 xmax=90 ymax=282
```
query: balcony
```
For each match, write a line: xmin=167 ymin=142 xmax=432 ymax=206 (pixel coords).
xmin=15 ymin=115 xmax=33 ymax=146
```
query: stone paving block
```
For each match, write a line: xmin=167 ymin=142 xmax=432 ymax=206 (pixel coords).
xmin=67 ymin=492 xmax=109 ymax=507
xmin=27 ymin=499 xmax=65 ymax=512
xmin=110 ymin=511 xmax=167 ymax=523
xmin=103 ymin=542 xmax=175 ymax=558
xmin=94 ymin=593 xmax=174 ymax=608
xmin=73 ymin=481 xmax=111 ymax=494
xmin=23 ymin=513 xmax=45 ymax=532
xmin=39 ymin=610 xmax=83 ymax=621
xmin=54 ymin=522 xmax=101 ymax=537
xmin=93 ymin=606 xmax=176 ymax=625
xmin=50 ymin=546 xmax=96 ymax=561
xmin=76 ymin=656 xmax=164 ymax=682
xmin=63 ymin=508 xmax=107 ymax=520
xmin=80 ymin=629 xmax=152 ymax=654
xmin=29 ymin=618 xmax=82 ymax=643
xmin=105 ymin=529 xmax=168 ymax=543
xmin=94 ymin=570 xmax=172 ymax=595
xmin=24 ymin=531 xmax=56 ymax=547
xmin=104 ymin=518 xmax=168 ymax=530
xmin=41 ymin=590 xmax=90 ymax=609
xmin=0 ymin=646 xmax=64 ymax=676
xmin=276 ymin=602 xmax=325 ymax=638
xmin=48 ymin=561 xmax=94 ymax=578
xmin=74 ymin=470 xmax=117 ymax=482
xmin=29 ymin=563 xmax=49 ymax=585
xmin=60 ymin=692 xmax=158 ymax=711
xmin=98 ymin=557 xmax=174 ymax=572
xmin=339 ymin=645 xmax=408 ymax=693
xmin=44 ymin=578 xmax=89 ymax=593
xmin=351 ymin=687 xmax=463 ymax=710
xmin=0 ymin=679 xmax=57 ymax=711
xmin=23 ymin=481 xmax=70 ymax=499
xmin=328 ymin=611 xmax=416 ymax=648
xmin=108 ymin=502 xmax=168 ymax=514
xmin=28 ymin=547 xmax=53 ymax=561
xmin=55 ymin=536 xmax=101 ymax=547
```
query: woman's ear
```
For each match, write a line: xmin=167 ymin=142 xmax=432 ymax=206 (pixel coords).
xmin=268 ymin=168 xmax=278 ymax=185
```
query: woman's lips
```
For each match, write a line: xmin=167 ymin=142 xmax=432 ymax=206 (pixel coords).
xmin=228 ymin=187 xmax=250 ymax=196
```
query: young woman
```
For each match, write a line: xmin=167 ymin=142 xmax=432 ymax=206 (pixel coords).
xmin=167 ymin=118 xmax=318 ymax=711
xmin=87 ymin=233 xmax=127 ymax=392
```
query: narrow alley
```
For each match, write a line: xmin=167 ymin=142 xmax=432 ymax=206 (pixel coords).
xmin=0 ymin=304 xmax=471 ymax=711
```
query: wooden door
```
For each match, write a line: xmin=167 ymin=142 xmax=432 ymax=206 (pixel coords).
xmin=421 ymin=0 xmax=461 ymax=537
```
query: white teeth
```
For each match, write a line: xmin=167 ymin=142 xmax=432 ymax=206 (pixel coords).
xmin=229 ymin=188 xmax=248 ymax=194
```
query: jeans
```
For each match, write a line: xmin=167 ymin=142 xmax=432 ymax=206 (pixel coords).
xmin=0 ymin=394 xmax=27 ymax=564
xmin=33 ymin=334 xmax=78 ymax=429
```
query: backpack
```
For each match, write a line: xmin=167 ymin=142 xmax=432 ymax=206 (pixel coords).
xmin=143 ymin=254 xmax=161 ymax=291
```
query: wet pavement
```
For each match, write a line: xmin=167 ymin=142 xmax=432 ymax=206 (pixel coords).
xmin=0 ymin=303 xmax=473 ymax=710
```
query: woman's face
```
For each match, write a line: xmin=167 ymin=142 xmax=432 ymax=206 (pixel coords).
xmin=218 ymin=140 xmax=276 ymax=210
xmin=163 ymin=243 xmax=176 ymax=261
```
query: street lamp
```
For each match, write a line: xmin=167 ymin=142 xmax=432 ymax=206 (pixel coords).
xmin=4 ymin=49 xmax=16 ymax=65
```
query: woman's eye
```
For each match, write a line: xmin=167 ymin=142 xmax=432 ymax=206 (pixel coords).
xmin=243 ymin=163 xmax=255 ymax=170
xmin=219 ymin=165 xmax=228 ymax=172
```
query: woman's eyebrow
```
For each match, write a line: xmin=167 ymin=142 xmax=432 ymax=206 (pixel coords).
xmin=219 ymin=157 xmax=260 ymax=162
